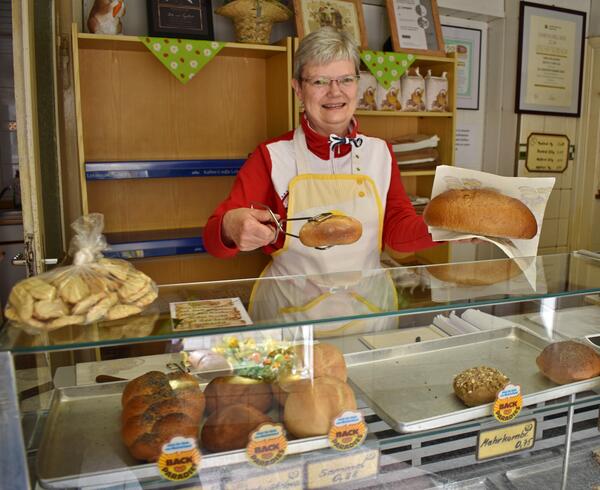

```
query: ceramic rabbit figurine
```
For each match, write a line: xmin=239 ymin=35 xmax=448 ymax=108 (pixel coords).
xmin=87 ymin=0 xmax=126 ymax=35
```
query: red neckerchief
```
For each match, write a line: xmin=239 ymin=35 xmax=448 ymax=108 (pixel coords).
xmin=301 ymin=113 xmax=359 ymax=160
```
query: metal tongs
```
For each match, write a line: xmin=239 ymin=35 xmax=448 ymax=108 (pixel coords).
xmin=250 ymin=202 xmax=335 ymax=250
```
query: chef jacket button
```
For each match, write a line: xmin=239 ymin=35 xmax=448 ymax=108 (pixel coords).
xmin=358 ymin=191 xmax=366 ymax=197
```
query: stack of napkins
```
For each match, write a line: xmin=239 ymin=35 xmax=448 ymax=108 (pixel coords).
xmin=389 ymin=134 xmax=440 ymax=170
xmin=433 ymin=309 xmax=517 ymax=336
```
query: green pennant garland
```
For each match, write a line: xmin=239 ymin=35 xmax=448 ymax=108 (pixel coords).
xmin=360 ymin=51 xmax=416 ymax=89
xmin=140 ymin=37 xmax=225 ymax=85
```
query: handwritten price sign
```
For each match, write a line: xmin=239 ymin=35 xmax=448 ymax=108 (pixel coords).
xmin=307 ymin=448 xmax=379 ymax=489
xmin=477 ymin=419 xmax=536 ymax=461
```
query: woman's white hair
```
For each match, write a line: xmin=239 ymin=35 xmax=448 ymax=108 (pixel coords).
xmin=293 ymin=28 xmax=360 ymax=80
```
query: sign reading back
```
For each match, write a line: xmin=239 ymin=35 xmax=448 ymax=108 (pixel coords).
xmin=526 ymin=133 xmax=570 ymax=173
xmin=477 ymin=419 xmax=536 ymax=461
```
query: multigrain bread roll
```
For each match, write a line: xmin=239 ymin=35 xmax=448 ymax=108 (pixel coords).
xmin=453 ymin=366 xmax=509 ymax=407
xmin=204 ymin=376 xmax=272 ymax=414
xmin=299 ymin=215 xmax=362 ymax=248
xmin=201 ymin=404 xmax=272 ymax=452
xmin=272 ymin=343 xmax=348 ymax=407
xmin=427 ymin=260 xmax=523 ymax=286
xmin=536 ymin=341 xmax=600 ymax=384
xmin=121 ymin=371 xmax=205 ymax=461
xmin=423 ymin=189 xmax=537 ymax=239
xmin=284 ymin=376 xmax=357 ymax=438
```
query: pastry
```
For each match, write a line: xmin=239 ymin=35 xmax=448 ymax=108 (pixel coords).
xmin=453 ymin=366 xmax=509 ymax=407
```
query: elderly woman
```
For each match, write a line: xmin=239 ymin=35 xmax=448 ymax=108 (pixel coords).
xmin=204 ymin=28 xmax=439 ymax=333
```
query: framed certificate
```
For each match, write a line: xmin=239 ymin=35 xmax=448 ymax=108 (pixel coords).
xmin=442 ymin=25 xmax=481 ymax=110
xmin=515 ymin=2 xmax=586 ymax=117
xmin=386 ymin=0 xmax=444 ymax=56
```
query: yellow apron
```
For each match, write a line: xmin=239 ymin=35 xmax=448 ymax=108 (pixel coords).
xmin=249 ymin=128 xmax=398 ymax=337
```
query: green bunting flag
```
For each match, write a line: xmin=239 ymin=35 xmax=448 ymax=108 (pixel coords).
xmin=140 ymin=37 xmax=225 ymax=85
xmin=360 ymin=51 xmax=416 ymax=89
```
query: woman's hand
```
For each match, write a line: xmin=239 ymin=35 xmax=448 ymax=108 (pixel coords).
xmin=221 ymin=208 xmax=278 ymax=251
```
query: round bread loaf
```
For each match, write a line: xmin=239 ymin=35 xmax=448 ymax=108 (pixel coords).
xmin=299 ymin=215 xmax=362 ymax=248
xmin=283 ymin=376 xmax=357 ymax=438
xmin=204 ymin=376 xmax=272 ymax=414
xmin=201 ymin=403 xmax=272 ymax=452
xmin=453 ymin=366 xmax=509 ymax=407
xmin=121 ymin=371 xmax=205 ymax=461
xmin=423 ymin=189 xmax=537 ymax=239
xmin=273 ymin=343 xmax=348 ymax=407
xmin=536 ymin=341 xmax=600 ymax=385
xmin=427 ymin=260 xmax=523 ymax=286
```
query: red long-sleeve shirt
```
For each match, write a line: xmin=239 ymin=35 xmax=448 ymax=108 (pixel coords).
xmin=204 ymin=116 xmax=438 ymax=258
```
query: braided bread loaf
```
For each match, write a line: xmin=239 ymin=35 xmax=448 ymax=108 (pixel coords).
xmin=121 ymin=371 xmax=205 ymax=461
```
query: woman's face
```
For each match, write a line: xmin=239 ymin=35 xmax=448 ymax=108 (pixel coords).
xmin=292 ymin=59 xmax=358 ymax=137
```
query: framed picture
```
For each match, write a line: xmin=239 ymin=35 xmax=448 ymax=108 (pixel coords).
xmin=515 ymin=2 xmax=586 ymax=117
xmin=442 ymin=25 xmax=481 ymax=110
xmin=146 ymin=0 xmax=214 ymax=40
xmin=293 ymin=0 xmax=368 ymax=49
xmin=386 ymin=0 xmax=444 ymax=56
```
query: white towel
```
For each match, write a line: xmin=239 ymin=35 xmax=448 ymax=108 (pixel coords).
xmin=461 ymin=309 xmax=516 ymax=331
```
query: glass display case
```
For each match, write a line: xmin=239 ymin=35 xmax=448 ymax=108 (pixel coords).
xmin=2 ymin=252 xmax=600 ymax=489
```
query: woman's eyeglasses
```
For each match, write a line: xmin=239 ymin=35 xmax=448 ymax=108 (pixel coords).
xmin=301 ymin=74 xmax=360 ymax=89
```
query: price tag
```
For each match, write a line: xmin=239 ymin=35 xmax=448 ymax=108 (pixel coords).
xmin=477 ymin=419 xmax=536 ymax=461
xmin=224 ymin=465 xmax=303 ymax=490
xmin=306 ymin=448 xmax=379 ymax=489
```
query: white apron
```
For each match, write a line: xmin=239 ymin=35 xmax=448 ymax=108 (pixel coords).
xmin=249 ymin=128 xmax=398 ymax=337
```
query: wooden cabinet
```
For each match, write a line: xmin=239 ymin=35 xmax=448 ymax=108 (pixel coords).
xmin=71 ymin=26 xmax=293 ymax=284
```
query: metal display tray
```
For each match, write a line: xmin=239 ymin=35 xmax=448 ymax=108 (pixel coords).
xmin=36 ymin=381 xmax=328 ymax=489
xmin=346 ymin=326 xmax=600 ymax=433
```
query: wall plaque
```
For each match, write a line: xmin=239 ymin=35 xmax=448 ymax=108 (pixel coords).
xmin=526 ymin=133 xmax=570 ymax=173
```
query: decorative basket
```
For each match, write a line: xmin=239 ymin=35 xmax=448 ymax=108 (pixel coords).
xmin=216 ymin=0 xmax=292 ymax=45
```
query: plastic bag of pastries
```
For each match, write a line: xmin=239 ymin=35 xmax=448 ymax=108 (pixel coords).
xmin=3 ymin=213 xmax=158 ymax=331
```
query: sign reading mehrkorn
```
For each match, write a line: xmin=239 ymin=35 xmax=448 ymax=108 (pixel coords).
xmin=477 ymin=419 xmax=536 ymax=461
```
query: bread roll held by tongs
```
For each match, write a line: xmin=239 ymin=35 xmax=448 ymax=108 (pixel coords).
xmin=250 ymin=202 xmax=362 ymax=250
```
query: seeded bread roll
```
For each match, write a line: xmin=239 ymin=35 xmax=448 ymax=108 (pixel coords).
xmin=427 ymin=260 xmax=523 ymax=286
xmin=423 ymin=189 xmax=537 ymax=239
xmin=453 ymin=366 xmax=509 ymax=407
xmin=299 ymin=215 xmax=362 ymax=248
xmin=536 ymin=341 xmax=600 ymax=384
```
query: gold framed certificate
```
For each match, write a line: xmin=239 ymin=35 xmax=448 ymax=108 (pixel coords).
xmin=515 ymin=2 xmax=585 ymax=117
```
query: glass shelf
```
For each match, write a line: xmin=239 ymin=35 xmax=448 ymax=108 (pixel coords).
xmin=2 ymin=252 xmax=600 ymax=353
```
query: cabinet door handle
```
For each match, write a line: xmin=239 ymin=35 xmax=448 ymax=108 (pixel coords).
xmin=11 ymin=253 xmax=58 ymax=267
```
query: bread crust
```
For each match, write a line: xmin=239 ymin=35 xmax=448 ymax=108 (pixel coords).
xmin=201 ymin=404 xmax=272 ymax=452
xmin=536 ymin=341 xmax=600 ymax=384
xmin=204 ymin=376 xmax=272 ymax=414
xmin=299 ymin=215 xmax=362 ymax=247
xmin=283 ymin=376 xmax=357 ymax=438
xmin=121 ymin=371 xmax=205 ymax=461
xmin=453 ymin=366 xmax=509 ymax=407
xmin=423 ymin=189 xmax=537 ymax=239
xmin=427 ymin=260 xmax=523 ymax=286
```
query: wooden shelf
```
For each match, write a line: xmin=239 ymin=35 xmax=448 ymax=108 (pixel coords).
xmin=104 ymin=227 xmax=204 ymax=259
xmin=77 ymin=32 xmax=287 ymax=58
xmin=400 ymin=170 xmax=436 ymax=177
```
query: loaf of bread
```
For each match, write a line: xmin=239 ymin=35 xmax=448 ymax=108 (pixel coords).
xmin=423 ymin=189 xmax=537 ymax=239
xmin=121 ymin=371 xmax=205 ymax=461
xmin=427 ymin=259 xmax=523 ymax=286
xmin=299 ymin=215 xmax=362 ymax=248
xmin=273 ymin=343 xmax=348 ymax=407
xmin=201 ymin=403 xmax=272 ymax=452
xmin=453 ymin=366 xmax=509 ymax=407
xmin=536 ymin=341 xmax=600 ymax=385
xmin=204 ymin=376 xmax=272 ymax=414
xmin=283 ymin=376 xmax=357 ymax=438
